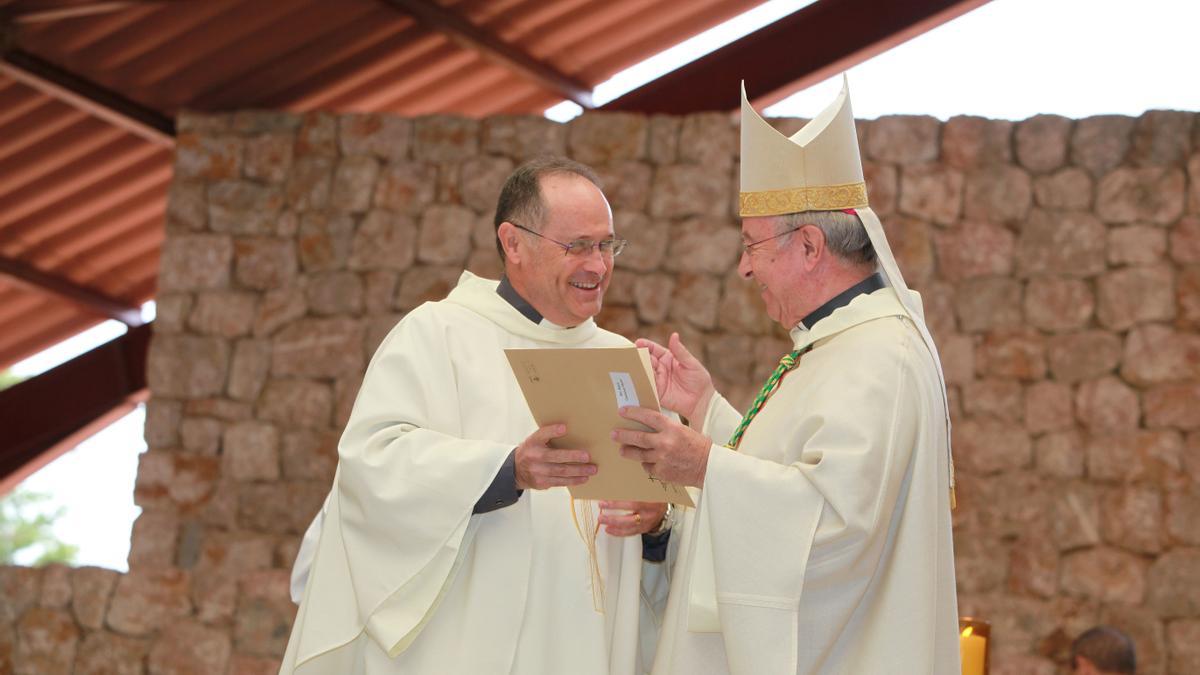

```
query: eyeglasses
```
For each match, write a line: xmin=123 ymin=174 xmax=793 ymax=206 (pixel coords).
xmin=511 ymin=222 xmax=627 ymax=258
xmin=741 ymin=226 xmax=801 ymax=254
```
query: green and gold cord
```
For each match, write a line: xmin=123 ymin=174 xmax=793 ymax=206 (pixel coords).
xmin=725 ymin=349 xmax=806 ymax=450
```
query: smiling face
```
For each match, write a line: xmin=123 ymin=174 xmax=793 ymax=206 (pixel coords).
xmin=737 ymin=215 xmax=813 ymax=330
xmin=502 ymin=173 xmax=615 ymax=326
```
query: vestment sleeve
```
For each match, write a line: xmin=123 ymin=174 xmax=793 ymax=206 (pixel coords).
xmin=292 ymin=309 xmax=518 ymax=665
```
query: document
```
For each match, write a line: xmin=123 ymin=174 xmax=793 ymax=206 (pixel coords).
xmin=505 ymin=346 xmax=694 ymax=506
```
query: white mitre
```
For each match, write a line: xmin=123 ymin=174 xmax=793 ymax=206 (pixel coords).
xmin=739 ymin=77 xmax=956 ymax=506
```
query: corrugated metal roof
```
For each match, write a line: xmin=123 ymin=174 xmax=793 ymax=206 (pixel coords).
xmin=0 ymin=0 xmax=762 ymax=368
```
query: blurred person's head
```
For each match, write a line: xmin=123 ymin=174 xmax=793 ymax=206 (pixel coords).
xmin=1071 ymin=626 xmax=1136 ymax=675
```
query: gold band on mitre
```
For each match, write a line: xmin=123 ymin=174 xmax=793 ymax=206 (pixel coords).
xmin=738 ymin=181 xmax=869 ymax=217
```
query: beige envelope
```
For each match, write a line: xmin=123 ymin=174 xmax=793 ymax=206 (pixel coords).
xmin=505 ymin=346 xmax=694 ymax=506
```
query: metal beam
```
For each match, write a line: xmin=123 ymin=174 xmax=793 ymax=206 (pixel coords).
xmin=378 ymin=0 xmax=594 ymax=109
xmin=0 ymin=322 xmax=151 ymax=495
xmin=0 ymin=255 xmax=144 ymax=326
xmin=601 ymin=0 xmax=992 ymax=113
xmin=0 ymin=49 xmax=175 ymax=145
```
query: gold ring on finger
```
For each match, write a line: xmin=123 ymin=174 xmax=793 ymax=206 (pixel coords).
xmin=634 ymin=513 xmax=642 ymax=526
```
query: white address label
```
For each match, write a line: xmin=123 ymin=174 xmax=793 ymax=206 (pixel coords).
xmin=609 ymin=372 xmax=640 ymax=408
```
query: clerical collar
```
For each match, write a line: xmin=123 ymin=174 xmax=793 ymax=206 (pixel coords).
xmin=796 ymin=273 xmax=886 ymax=331
xmin=497 ymin=275 xmax=543 ymax=324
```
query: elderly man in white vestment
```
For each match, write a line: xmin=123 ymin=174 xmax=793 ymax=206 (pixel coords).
xmin=279 ymin=156 xmax=671 ymax=675
xmin=614 ymin=80 xmax=960 ymax=674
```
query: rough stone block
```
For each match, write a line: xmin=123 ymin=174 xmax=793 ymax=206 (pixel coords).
xmin=306 ymin=271 xmax=364 ymax=316
xmin=147 ymin=619 xmax=232 ymax=675
xmin=941 ymin=116 xmax=1012 ymax=169
xmin=458 ymin=155 xmax=514 ymax=213
xmin=127 ymin=509 xmax=179 ymax=569
xmin=1007 ymin=535 xmax=1058 ymax=598
xmin=1052 ymin=483 xmax=1101 ymax=550
xmin=234 ymin=237 xmax=297 ymax=290
xmin=1096 ymin=167 xmax=1186 ymax=225
xmin=159 ymin=234 xmax=233 ymax=291
xmin=865 ymin=115 xmax=940 ymax=164
xmin=705 ymin=334 xmax=757 ymax=384
xmin=1166 ymin=620 xmax=1200 ymax=675
xmin=1033 ymin=430 xmax=1083 ymax=479
xmin=1108 ymin=224 xmax=1167 ymax=265
xmin=237 ymin=483 xmax=326 ymax=535
xmin=613 ymin=210 xmax=668 ymax=273
xmin=953 ymin=535 xmax=1009 ymax=593
xmin=717 ymin=271 xmax=775 ymax=336
xmin=963 ymin=166 xmax=1033 ymax=224
xmin=224 ymin=422 xmax=280 ymax=481
xmin=1122 ymin=324 xmax=1200 ymax=386
xmin=242 ymin=133 xmax=294 ymax=184
xmin=933 ymin=221 xmax=1014 ymax=281
xmin=632 ymin=273 xmax=675 ymax=323
xmin=373 ymin=162 xmax=437 ymax=214
xmin=281 ymin=429 xmax=339 ymax=482
xmin=1060 ymin=547 xmax=1146 ymax=604
xmin=649 ymin=165 xmax=730 ymax=218
xmin=1167 ymin=487 xmax=1200 ymax=546
xmin=881 ymin=215 xmax=935 ymax=287
xmin=188 ymin=290 xmax=257 ymax=337
xmin=1075 ymin=376 xmax=1140 ymax=431
xmin=294 ymin=111 xmax=337 ymax=156
xmin=1101 ymin=485 xmax=1164 ymax=554
xmin=413 ymin=115 xmax=479 ymax=162
xmin=15 ymin=607 xmax=78 ymax=675
xmin=208 ymin=180 xmax=284 ymax=235
xmin=417 ymin=204 xmax=474 ymax=265
xmin=106 ymin=570 xmax=193 ymax=637
xmin=1023 ymin=278 xmax=1094 ymax=333
xmin=1025 ymin=381 xmax=1074 ymax=434
xmin=1086 ymin=430 xmax=1184 ymax=486
xmin=180 ymin=416 xmax=222 ymax=455
xmin=900 ymin=163 xmax=965 ymax=229
xmin=862 ymin=161 xmax=897 ymax=215
xmin=338 ymin=113 xmax=411 ymax=162
xmin=1016 ymin=209 xmax=1108 ymax=279
xmin=1014 ymin=114 xmax=1072 ymax=173
xmin=70 ymin=567 xmax=118 ymax=630
xmin=147 ymin=334 xmax=231 ymax=398
xmin=395 ymin=265 xmax=461 ymax=310
xmin=297 ymin=211 xmax=355 ymax=272
xmin=1129 ymin=110 xmax=1194 ymax=167
xmin=953 ymin=418 xmax=1032 ymax=474
xmin=953 ymin=277 xmax=1022 ymax=333
xmin=679 ymin=112 xmax=737 ymax=169
xmin=663 ymin=218 xmax=741 ymax=274
xmin=1032 ymin=167 xmax=1092 ymax=210
xmin=1096 ymin=265 xmax=1175 ymax=330
xmin=329 ymin=155 xmax=380 ymax=213
xmin=1071 ymin=115 xmax=1135 ymax=176
xmin=646 ymin=114 xmax=680 ymax=165
xmin=962 ymin=379 xmax=1023 ymax=422
xmin=1147 ymin=549 xmax=1200 ymax=618
xmin=135 ymin=452 xmax=221 ymax=510
xmin=1180 ymin=265 xmax=1200 ymax=329
xmin=593 ymin=160 xmax=652 ymax=213
xmin=73 ymin=631 xmax=149 ymax=675
xmin=667 ymin=273 xmax=721 ymax=330
xmin=174 ymin=133 xmax=242 ymax=181
xmin=256 ymin=379 xmax=333 ymax=429
xmin=1144 ymin=384 xmax=1200 ymax=430
xmin=284 ymin=155 xmax=333 ymax=210
xmin=567 ymin=113 xmax=646 ymax=163
xmin=227 ymin=338 xmax=271 ymax=402
xmin=481 ymin=115 xmax=565 ymax=159
xmin=1170 ymin=216 xmax=1200 ymax=263
xmin=165 ymin=181 xmax=207 ymax=232
xmin=252 ymin=286 xmax=307 ymax=337
xmin=271 ymin=318 xmax=364 ymax=378
xmin=144 ymin=398 xmax=182 ymax=449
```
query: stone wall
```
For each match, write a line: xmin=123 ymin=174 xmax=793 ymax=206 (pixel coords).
xmin=2 ymin=107 xmax=1199 ymax=674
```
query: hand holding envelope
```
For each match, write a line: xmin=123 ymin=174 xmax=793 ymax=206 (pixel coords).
xmin=505 ymin=347 xmax=694 ymax=506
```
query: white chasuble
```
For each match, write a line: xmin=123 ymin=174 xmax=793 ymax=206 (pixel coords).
xmin=280 ymin=272 xmax=645 ymax=675
xmin=651 ymin=288 xmax=959 ymax=675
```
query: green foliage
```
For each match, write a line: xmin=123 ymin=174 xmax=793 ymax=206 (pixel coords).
xmin=0 ymin=488 xmax=78 ymax=566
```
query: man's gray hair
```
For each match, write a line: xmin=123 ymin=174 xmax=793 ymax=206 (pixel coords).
xmin=1070 ymin=626 xmax=1136 ymax=674
xmin=777 ymin=210 xmax=876 ymax=266
xmin=493 ymin=156 xmax=602 ymax=260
